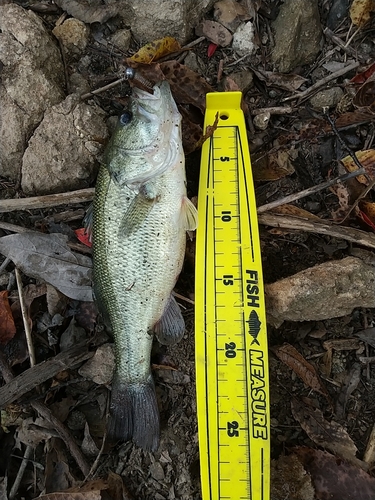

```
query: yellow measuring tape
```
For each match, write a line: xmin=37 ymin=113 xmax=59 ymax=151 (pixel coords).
xmin=195 ymin=92 xmax=270 ymax=500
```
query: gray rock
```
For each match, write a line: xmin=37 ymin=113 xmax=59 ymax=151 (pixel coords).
xmin=120 ymin=0 xmax=216 ymax=44
xmin=0 ymin=4 xmax=65 ymax=182
xmin=183 ymin=52 xmax=206 ymax=75
xmin=265 ymin=257 xmax=375 ymax=327
xmin=271 ymin=0 xmax=322 ymax=72
xmin=222 ymin=69 xmax=253 ymax=93
xmin=232 ymin=21 xmax=257 ymax=57
xmin=309 ymin=86 xmax=344 ymax=110
xmin=69 ymin=72 xmax=91 ymax=95
xmin=22 ymin=95 xmax=108 ymax=195
xmin=109 ymin=28 xmax=132 ymax=53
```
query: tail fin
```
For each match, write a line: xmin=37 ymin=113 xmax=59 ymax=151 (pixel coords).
xmin=107 ymin=376 xmax=160 ymax=452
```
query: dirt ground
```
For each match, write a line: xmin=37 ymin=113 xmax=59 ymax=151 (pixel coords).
xmin=1 ymin=1 xmax=375 ymax=499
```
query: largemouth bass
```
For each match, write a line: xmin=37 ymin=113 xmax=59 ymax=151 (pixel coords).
xmin=92 ymin=81 xmax=197 ymax=451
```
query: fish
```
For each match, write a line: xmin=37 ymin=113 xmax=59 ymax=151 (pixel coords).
xmin=91 ymin=81 xmax=198 ymax=452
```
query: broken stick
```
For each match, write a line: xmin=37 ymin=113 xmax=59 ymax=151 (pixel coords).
xmin=258 ymin=213 xmax=375 ymax=250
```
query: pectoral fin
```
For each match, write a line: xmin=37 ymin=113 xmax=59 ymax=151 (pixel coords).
xmin=153 ymin=295 xmax=185 ymax=345
xmin=119 ymin=184 xmax=159 ymax=237
xmin=181 ymin=196 xmax=198 ymax=231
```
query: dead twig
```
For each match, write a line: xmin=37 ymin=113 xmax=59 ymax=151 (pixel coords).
xmin=32 ymin=400 xmax=91 ymax=477
xmin=0 ymin=344 xmax=93 ymax=408
xmin=15 ymin=268 xmax=36 ymax=367
xmin=9 ymin=445 xmax=34 ymax=500
xmin=176 ymin=36 xmax=205 ymax=63
xmin=257 ymin=168 xmax=366 ymax=214
xmin=324 ymin=111 xmax=370 ymax=175
xmin=283 ymin=61 xmax=360 ymax=102
xmin=323 ymin=28 xmax=368 ymax=63
xmin=81 ymin=77 xmax=128 ymax=100
xmin=257 ymin=212 xmax=375 ymax=250
xmin=0 ymin=188 xmax=95 ymax=213
xmin=251 ymin=106 xmax=294 ymax=116
xmin=340 ymin=178 xmax=375 ymax=223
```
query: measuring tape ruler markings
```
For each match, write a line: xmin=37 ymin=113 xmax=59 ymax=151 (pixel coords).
xmin=196 ymin=92 xmax=270 ymax=500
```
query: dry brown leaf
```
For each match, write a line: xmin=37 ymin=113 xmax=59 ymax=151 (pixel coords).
xmin=251 ymin=66 xmax=307 ymax=91
xmin=295 ymin=447 xmax=375 ymax=500
xmin=179 ymin=105 xmax=204 ymax=155
xmin=270 ymin=204 xmax=320 ymax=220
xmin=160 ymin=60 xmax=213 ymax=112
xmin=335 ymin=109 xmax=375 ymax=128
xmin=274 ymin=343 xmax=331 ymax=402
xmin=130 ymin=37 xmax=181 ymax=64
xmin=252 ymin=149 xmax=296 ymax=181
xmin=195 ymin=20 xmax=233 ymax=47
xmin=350 ymin=0 xmax=375 ymax=27
xmin=0 ymin=290 xmax=16 ymax=345
xmin=353 ymin=80 xmax=375 ymax=108
xmin=213 ymin=0 xmax=250 ymax=31
xmin=291 ymin=398 xmax=366 ymax=468
xmin=107 ymin=471 xmax=134 ymax=500
xmin=271 ymin=453 xmax=315 ymax=500
xmin=323 ymin=338 xmax=363 ymax=352
xmin=330 ymin=181 xmax=351 ymax=221
xmin=341 ymin=149 xmax=375 ymax=184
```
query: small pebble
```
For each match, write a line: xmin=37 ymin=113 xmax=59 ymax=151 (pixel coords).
xmin=309 ymin=87 xmax=344 ymax=110
xmin=253 ymin=111 xmax=270 ymax=130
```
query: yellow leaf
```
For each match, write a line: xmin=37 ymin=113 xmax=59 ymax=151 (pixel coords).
xmin=349 ymin=0 xmax=375 ymax=27
xmin=130 ymin=37 xmax=181 ymax=64
xmin=359 ymin=200 xmax=375 ymax=223
xmin=341 ymin=149 xmax=375 ymax=184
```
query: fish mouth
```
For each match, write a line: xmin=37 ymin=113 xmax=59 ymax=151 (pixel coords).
xmin=132 ymin=83 xmax=166 ymax=123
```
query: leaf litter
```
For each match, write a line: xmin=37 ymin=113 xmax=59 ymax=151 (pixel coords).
xmin=1 ymin=2 xmax=375 ymax=499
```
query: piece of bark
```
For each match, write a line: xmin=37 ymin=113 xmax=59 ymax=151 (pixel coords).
xmin=0 ymin=343 xmax=93 ymax=407
xmin=258 ymin=213 xmax=375 ymax=250
xmin=265 ymin=256 xmax=375 ymax=327
xmin=0 ymin=188 xmax=94 ymax=213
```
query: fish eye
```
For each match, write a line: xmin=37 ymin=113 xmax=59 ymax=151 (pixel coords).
xmin=119 ymin=111 xmax=133 ymax=126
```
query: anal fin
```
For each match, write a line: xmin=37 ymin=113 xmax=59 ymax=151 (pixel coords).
xmin=153 ymin=295 xmax=185 ymax=345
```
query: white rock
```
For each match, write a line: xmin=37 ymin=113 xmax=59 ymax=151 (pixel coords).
xmin=232 ymin=21 xmax=257 ymax=57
